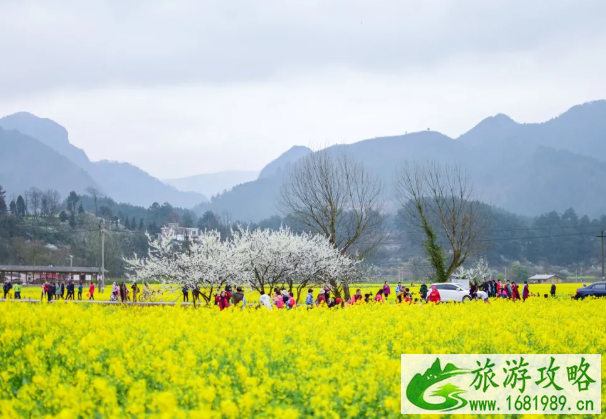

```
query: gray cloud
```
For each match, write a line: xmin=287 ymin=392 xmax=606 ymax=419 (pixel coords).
xmin=1 ymin=0 xmax=605 ymax=96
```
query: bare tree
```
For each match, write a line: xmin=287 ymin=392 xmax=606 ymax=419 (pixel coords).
xmin=279 ymin=150 xmax=386 ymax=299
xmin=85 ymin=187 xmax=102 ymax=216
xmin=26 ymin=187 xmax=42 ymax=218
xmin=42 ymin=189 xmax=61 ymax=218
xmin=394 ymin=161 xmax=490 ymax=282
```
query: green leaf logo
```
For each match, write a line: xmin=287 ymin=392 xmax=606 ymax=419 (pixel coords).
xmin=406 ymin=358 xmax=469 ymax=411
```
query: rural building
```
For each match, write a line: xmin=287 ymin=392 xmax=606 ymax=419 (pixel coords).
xmin=529 ymin=274 xmax=564 ymax=283
xmin=157 ymin=223 xmax=200 ymax=242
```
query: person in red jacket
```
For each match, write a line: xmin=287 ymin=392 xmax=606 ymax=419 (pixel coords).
xmin=88 ymin=282 xmax=95 ymax=301
xmin=522 ymin=281 xmax=530 ymax=301
xmin=215 ymin=290 xmax=230 ymax=310
xmin=427 ymin=286 xmax=441 ymax=303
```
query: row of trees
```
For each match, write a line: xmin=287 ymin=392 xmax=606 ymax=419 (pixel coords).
xmin=125 ymin=226 xmax=359 ymax=303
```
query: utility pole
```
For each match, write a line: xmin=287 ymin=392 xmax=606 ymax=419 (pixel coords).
xmin=598 ymin=231 xmax=606 ymax=279
xmin=100 ymin=219 xmax=106 ymax=292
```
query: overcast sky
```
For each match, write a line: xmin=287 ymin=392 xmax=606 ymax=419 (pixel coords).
xmin=1 ymin=0 xmax=605 ymax=179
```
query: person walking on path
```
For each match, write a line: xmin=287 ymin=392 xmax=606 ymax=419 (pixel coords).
xmin=522 ymin=281 xmax=530 ymax=301
xmin=131 ymin=282 xmax=139 ymax=302
xmin=182 ymin=285 xmax=189 ymax=302
xmin=550 ymin=282 xmax=556 ymax=297
xmin=55 ymin=283 xmax=61 ymax=300
xmin=13 ymin=282 xmax=21 ymax=299
xmin=77 ymin=282 xmax=83 ymax=300
xmin=119 ymin=282 xmax=127 ymax=303
xmin=89 ymin=282 xmax=95 ymax=301
xmin=2 ymin=281 xmax=11 ymax=299
xmin=60 ymin=282 xmax=65 ymax=300
xmin=305 ymin=288 xmax=314 ymax=308
xmin=382 ymin=281 xmax=391 ymax=299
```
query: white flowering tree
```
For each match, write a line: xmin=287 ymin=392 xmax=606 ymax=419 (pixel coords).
xmin=124 ymin=230 xmax=236 ymax=304
xmin=125 ymin=225 xmax=361 ymax=304
xmin=452 ymin=257 xmax=491 ymax=285
xmin=230 ymin=225 xmax=359 ymax=301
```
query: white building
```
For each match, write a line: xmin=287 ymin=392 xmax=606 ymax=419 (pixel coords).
xmin=157 ymin=223 xmax=200 ymax=242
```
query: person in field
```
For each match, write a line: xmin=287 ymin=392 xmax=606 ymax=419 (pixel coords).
xmin=231 ymin=287 xmax=245 ymax=307
xmin=511 ymin=282 xmax=521 ymax=300
xmin=305 ymin=288 xmax=314 ymax=308
xmin=420 ymin=283 xmax=428 ymax=300
xmin=427 ymin=286 xmax=441 ymax=303
xmin=316 ymin=290 xmax=326 ymax=306
xmin=55 ymin=283 xmax=61 ymax=300
xmin=374 ymin=289 xmax=384 ymax=302
xmin=497 ymin=287 xmax=507 ymax=298
xmin=192 ymin=285 xmax=200 ymax=304
xmin=402 ymin=288 xmax=412 ymax=304
xmin=287 ymin=292 xmax=296 ymax=309
xmin=395 ymin=282 xmax=403 ymax=302
xmin=505 ymin=281 xmax=513 ymax=298
xmin=259 ymin=290 xmax=272 ymax=309
xmin=60 ymin=282 xmax=65 ymax=300
xmin=327 ymin=297 xmax=337 ymax=308
xmin=550 ymin=282 xmax=556 ymax=297
xmin=353 ymin=289 xmax=363 ymax=303
xmin=77 ymin=282 xmax=83 ymax=300
xmin=522 ymin=281 xmax=530 ymax=301
xmin=88 ymin=282 xmax=95 ymax=301
xmin=215 ymin=290 xmax=230 ymax=310
xmin=477 ymin=290 xmax=491 ymax=304
xmin=273 ymin=291 xmax=284 ymax=309
xmin=382 ymin=281 xmax=391 ymax=299
xmin=497 ymin=279 xmax=503 ymax=294
xmin=469 ymin=281 xmax=478 ymax=300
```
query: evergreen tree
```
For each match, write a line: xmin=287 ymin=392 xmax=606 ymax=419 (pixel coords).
xmin=123 ymin=217 xmax=130 ymax=230
xmin=78 ymin=202 xmax=85 ymax=214
xmin=9 ymin=200 xmax=17 ymax=215
xmin=16 ymin=195 xmax=26 ymax=219
xmin=67 ymin=191 xmax=80 ymax=213
xmin=69 ymin=212 xmax=76 ymax=228
xmin=59 ymin=211 xmax=69 ymax=223
xmin=139 ymin=218 xmax=145 ymax=231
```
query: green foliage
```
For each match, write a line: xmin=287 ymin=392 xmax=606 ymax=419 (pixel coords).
xmin=509 ymin=263 xmax=529 ymax=282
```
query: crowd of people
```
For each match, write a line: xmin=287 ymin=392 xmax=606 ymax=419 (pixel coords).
xmin=1 ymin=277 xmax=557 ymax=307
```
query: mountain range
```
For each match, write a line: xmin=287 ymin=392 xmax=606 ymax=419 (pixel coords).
xmin=0 ymin=112 xmax=207 ymax=208
xmin=1 ymin=101 xmax=606 ymax=219
xmin=194 ymin=100 xmax=606 ymax=221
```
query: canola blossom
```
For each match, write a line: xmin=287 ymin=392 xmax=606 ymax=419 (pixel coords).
xmin=0 ymin=295 xmax=605 ymax=418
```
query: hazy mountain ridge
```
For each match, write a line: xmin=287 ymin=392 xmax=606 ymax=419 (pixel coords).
xmin=0 ymin=112 xmax=208 ymax=208
xmin=196 ymin=100 xmax=606 ymax=221
xmin=0 ymin=127 xmax=101 ymax=197
xmin=164 ymin=170 xmax=260 ymax=198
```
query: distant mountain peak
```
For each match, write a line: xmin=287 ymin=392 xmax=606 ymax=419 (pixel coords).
xmin=0 ymin=111 xmax=70 ymax=146
xmin=258 ymin=145 xmax=312 ymax=179
xmin=457 ymin=112 xmax=519 ymax=145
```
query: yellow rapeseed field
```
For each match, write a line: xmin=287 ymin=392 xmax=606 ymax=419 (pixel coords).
xmin=0 ymin=292 xmax=604 ymax=418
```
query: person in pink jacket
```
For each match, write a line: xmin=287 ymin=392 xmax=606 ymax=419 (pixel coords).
xmin=382 ymin=281 xmax=391 ymax=299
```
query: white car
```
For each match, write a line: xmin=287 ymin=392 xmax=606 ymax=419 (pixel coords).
xmin=427 ymin=283 xmax=471 ymax=302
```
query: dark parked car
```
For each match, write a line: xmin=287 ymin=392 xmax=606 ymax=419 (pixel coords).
xmin=575 ymin=282 xmax=606 ymax=299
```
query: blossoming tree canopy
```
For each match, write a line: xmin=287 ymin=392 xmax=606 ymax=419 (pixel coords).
xmin=125 ymin=226 xmax=359 ymax=303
